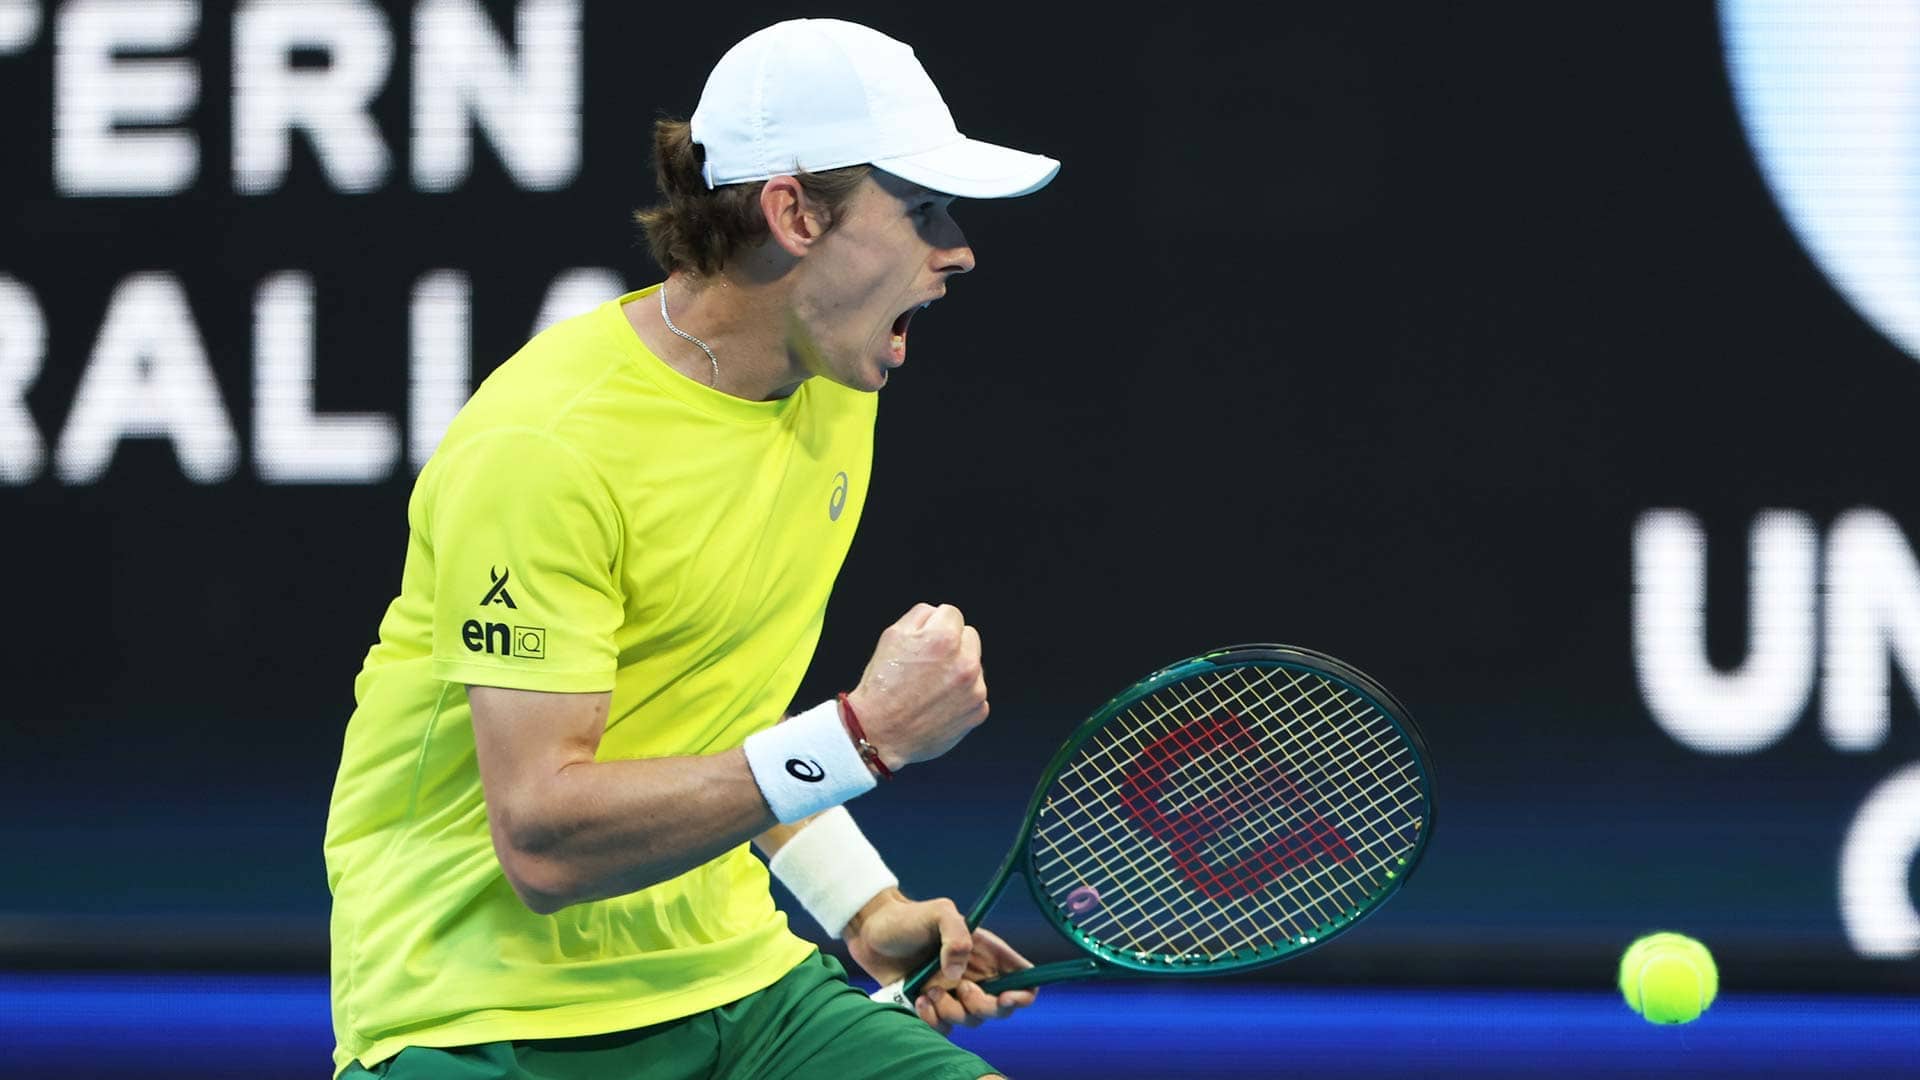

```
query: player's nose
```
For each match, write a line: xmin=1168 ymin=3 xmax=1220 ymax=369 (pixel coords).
xmin=935 ymin=236 xmax=976 ymax=276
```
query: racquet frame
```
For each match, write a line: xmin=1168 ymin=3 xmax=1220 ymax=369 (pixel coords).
xmin=888 ymin=643 xmax=1435 ymax=1002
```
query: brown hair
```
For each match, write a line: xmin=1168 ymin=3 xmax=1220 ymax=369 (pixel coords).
xmin=633 ymin=118 xmax=872 ymax=276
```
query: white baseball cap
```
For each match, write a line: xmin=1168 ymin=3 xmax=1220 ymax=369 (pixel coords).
xmin=689 ymin=19 xmax=1060 ymax=199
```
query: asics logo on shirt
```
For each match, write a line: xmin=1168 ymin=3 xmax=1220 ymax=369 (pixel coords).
xmin=481 ymin=566 xmax=518 ymax=608
xmin=829 ymin=472 xmax=849 ymax=521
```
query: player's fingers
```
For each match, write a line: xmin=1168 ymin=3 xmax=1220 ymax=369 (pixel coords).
xmin=972 ymin=926 xmax=1032 ymax=972
xmin=952 ymin=979 xmax=1002 ymax=1025
xmin=899 ymin=603 xmax=938 ymax=630
xmin=927 ymin=603 xmax=965 ymax=638
xmin=930 ymin=984 xmax=973 ymax=1028
xmin=960 ymin=623 xmax=982 ymax=663
xmin=914 ymin=994 xmax=949 ymax=1035
xmin=994 ymin=989 xmax=1037 ymax=1016
xmin=935 ymin=903 xmax=972 ymax=983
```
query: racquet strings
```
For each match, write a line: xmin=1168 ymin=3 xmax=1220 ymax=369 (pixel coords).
xmin=1029 ymin=664 xmax=1427 ymax=967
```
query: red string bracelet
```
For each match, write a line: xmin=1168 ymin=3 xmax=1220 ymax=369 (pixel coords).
xmin=837 ymin=692 xmax=892 ymax=781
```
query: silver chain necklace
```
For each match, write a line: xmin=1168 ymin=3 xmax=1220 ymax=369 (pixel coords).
xmin=659 ymin=282 xmax=720 ymax=387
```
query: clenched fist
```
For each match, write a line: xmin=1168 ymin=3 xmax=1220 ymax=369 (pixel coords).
xmin=844 ymin=604 xmax=989 ymax=771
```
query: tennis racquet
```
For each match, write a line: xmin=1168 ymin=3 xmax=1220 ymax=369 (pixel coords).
xmin=875 ymin=643 xmax=1434 ymax=1005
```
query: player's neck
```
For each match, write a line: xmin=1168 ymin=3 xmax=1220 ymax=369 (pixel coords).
xmin=627 ymin=273 xmax=804 ymax=402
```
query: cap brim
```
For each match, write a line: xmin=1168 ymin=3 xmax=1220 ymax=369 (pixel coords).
xmin=872 ymin=137 xmax=1060 ymax=199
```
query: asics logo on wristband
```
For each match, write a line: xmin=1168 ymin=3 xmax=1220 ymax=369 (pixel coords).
xmin=744 ymin=700 xmax=877 ymax=823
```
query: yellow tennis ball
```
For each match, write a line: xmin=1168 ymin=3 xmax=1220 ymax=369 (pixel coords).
xmin=1618 ymin=932 xmax=1718 ymax=1024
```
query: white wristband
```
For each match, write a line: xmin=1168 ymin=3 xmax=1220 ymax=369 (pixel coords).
xmin=766 ymin=805 xmax=899 ymax=938
xmin=744 ymin=699 xmax=877 ymax=824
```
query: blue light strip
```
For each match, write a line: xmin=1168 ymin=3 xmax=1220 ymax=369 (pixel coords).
xmin=5 ymin=974 xmax=1917 ymax=1079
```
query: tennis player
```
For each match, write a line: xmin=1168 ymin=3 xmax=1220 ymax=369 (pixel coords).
xmin=323 ymin=17 xmax=1058 ymax=1080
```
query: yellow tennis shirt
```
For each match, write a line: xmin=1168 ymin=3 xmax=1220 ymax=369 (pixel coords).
xmin=323 ymin=286 xmax=877 ymax=1075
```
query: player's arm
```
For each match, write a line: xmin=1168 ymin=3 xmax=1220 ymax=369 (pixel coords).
xmin=755 ymin=808 xmax=1038 ymax=1033
xmin=471 ymin=603 xmax=987 ymax=914
xmin=470 ymin=686 xmax=769 ymax=913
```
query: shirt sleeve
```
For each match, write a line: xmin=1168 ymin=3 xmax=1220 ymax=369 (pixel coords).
xmin=425 ymin=427 xmax=624 ymax=693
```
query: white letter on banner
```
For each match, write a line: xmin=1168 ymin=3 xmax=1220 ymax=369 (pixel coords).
xmin=55 ymin=273 xmax=237 ymax=484
xmin=406 ymin=268 xmax=621 ymax=470
xmin=0 ymin=1 xmax=42 ymax=52
xmin=54 ymin=0 xmax=199 ymax=196
xmin=411 ymin=0 xmax=581 ymax=192
xmin=0 ymin=275 xmax=47 ymax=485
xmin=1632 ymin=509 xmax=1817 ymax=753
xmin=408 ymin=270 xmax=470 ymax=471
xmin=532 ymin=267 xmax=622 ymax=335
xmin=233 ymin=0 xmax=393 ymax=195
xmin=1822 ymin=508 xmax=1920 ymax=752
xmin=1839 ymin=761 xmax=1920 ymax=960
xmin=254 ymin=271 xmax=397 ymax=484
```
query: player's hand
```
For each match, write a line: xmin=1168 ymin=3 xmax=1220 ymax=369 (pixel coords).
xmin=844 ymin=889 xmax=1037 ymax=1035
xmin=845 ymin=603 xmax=988 ymax=770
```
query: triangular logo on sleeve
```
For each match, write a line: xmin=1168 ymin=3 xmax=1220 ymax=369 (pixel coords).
xmin=481 ymin=566 xmax=518 ymax=609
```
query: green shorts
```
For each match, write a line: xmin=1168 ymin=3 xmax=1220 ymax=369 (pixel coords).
xmin=342 ymin=951 xmax=999 ymax=1080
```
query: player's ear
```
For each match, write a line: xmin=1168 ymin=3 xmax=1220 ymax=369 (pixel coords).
xmin=760 ymin=176 xmax=826 ymax=257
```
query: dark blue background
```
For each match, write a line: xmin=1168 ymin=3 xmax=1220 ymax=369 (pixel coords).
xmin=3 ymin=0 xmax=1916 ymax=1004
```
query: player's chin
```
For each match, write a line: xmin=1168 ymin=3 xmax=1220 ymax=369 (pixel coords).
xmin=822 ymin=359 xmax=890 ymax=393
xmin=862 ymin=353 xmax=900 ymax=391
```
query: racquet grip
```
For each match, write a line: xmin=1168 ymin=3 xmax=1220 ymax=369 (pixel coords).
xmin=870 ymin=956 xmax=944 ymax=1007
xmin=870 ymin=979 xmax=911 ymax=1007
xmin=869 ymin=956 xmax=1096 ymax=1006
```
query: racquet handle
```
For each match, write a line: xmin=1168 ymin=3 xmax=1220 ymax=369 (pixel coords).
xmin=870 ymin=956 xmax=944 ymax=1007
xmin=869 ymin=957 xmax=1098 ymax=1006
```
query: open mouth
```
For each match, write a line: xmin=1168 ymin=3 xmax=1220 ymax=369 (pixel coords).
xmin=889 ymin=305 xmax=920 ymax=363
